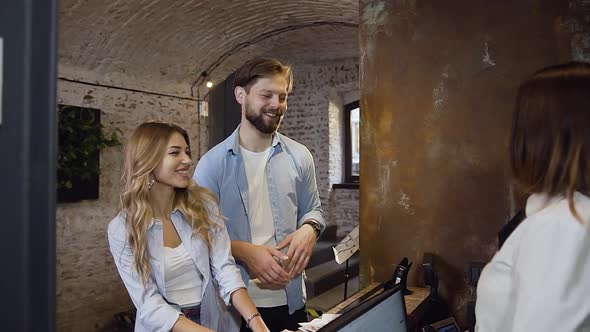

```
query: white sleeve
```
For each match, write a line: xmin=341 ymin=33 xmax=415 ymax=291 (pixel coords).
xmin=208 ymin=214 xmax=246 ymax=305
xmin=107 ymin=217 xmax=182 ymax=331
xmin=510 ymin=215 xmax=590 ymax=331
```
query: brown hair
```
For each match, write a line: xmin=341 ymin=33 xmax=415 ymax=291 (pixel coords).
xmin=233 ymin=58 xmax=293 ymax=93
xmin=121 ymin=121 xmax=221 ymax=283
xmin=510 ymin=62 xmax=590 ymax=222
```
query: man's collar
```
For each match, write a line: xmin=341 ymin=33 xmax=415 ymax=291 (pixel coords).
xmin=227 ymin=125 xmax=281 ymax=155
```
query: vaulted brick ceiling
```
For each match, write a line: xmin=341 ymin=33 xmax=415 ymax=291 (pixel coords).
xmin=59 ymin=0 xmax=359 ymax=96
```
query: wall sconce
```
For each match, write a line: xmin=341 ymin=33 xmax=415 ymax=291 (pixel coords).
xmin=191 ymin=71 xmax=214 ymax=99
xmin=200 ymin=71 xmax=213 ymax=89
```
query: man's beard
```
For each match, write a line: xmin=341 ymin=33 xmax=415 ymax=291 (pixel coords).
xmin=245 ymin=103 xmax=283 ymax=134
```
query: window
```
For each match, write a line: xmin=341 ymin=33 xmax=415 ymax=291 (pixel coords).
xmin=345 ymin=101 xmax=360 ymax=183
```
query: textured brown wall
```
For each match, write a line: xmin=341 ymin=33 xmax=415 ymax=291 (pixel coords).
xmin=359 ymin=0 xmax=590 ymax=326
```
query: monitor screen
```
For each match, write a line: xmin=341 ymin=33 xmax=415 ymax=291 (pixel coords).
xmin=430 ymin=317 xmax=461 ymax=332
xmin=319 ymin=285 xmax=407 ymax=332
xmin=437 ymin=324 xmax=460 ymax=332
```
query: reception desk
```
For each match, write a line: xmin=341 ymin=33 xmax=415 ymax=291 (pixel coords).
xmin=327 ymin=282 xmax=430 ymax=315
xmin=293 ymin=283 xmax=431 ymax=331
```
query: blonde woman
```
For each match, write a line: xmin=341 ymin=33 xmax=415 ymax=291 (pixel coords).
xmin=108 ymin=122 xmax=269 ymax=332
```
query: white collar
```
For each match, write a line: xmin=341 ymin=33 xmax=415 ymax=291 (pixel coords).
xmin=526 ymin=192 xmax=590 ymax=222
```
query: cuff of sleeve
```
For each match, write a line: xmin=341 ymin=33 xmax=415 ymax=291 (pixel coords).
xmin=224 ymin=286 xmax=247 ymax=306
xmin=137 ymin=303 xmax=183 ymax=332
xmin=299 ymin=211 xmax=325 ymax=232
xmin=163 ymin=311 xmax=184 ymax=332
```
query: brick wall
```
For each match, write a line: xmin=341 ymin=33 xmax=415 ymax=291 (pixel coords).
xmin=330 ymin=188 xmax=360 ymax=238
xmin=328 ymin=91 xmax=344 ymax=187
xmin=281 ymin=58 xmax=360 ymax=231
xmin=55 ymin=58 xmax=360 ymax=330
xmin=56 ymin=79 xmax=206 ymax=331
xmin=58 ymin=1 xmax=359 ymax=99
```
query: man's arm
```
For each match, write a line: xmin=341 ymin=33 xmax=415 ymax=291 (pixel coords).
xmin=196 ymin=152 xmax=291 ymax=287
xmin=231 ymin=240 xmax=290 ymax=286
xmin=277 ymin=149 xmax=324 ymax=277
xmin=296 ymin=149 xmax=325 ymax=230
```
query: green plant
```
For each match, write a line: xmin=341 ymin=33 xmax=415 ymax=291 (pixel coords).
xmin=57 ymin=105 xmax=122 ymax=191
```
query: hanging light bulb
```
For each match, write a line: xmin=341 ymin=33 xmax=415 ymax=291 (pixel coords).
xmin=206 ymin=80 xmax=213 ymax=88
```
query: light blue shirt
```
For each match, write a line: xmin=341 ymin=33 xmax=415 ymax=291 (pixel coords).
xmin=194 ymin=127 xmax=325 ymax=314
xmin=108 ymin=209 xmax=245 ymax=332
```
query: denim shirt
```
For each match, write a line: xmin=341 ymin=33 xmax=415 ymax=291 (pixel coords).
xmin=107 ymin=209 xmax=245 ymax=332
xmin=194 ymin=127 xmax=325 ymax=314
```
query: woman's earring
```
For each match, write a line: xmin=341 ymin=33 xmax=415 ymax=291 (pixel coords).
xmin=148 ymin=176 xmax=155 ymax=190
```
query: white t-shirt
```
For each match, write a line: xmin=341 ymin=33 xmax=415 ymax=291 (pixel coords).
xmin=240 ymin=146 xmax=287 ymax=307
xmin=164 ymin=243 xmax=203 ymax=307
xmin=475 ymin=192 xmax=590 ymax=332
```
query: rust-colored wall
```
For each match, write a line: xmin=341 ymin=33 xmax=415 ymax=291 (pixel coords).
xmin=359 ymin=0 xmax=590 ymax=325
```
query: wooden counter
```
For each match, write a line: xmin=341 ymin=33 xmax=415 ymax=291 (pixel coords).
xmin=326 ymin=282 xmax=430 ymax=315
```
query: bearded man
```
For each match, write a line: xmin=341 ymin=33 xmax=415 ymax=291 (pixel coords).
xmin=194 ymin=58 xmax=324 ymax=332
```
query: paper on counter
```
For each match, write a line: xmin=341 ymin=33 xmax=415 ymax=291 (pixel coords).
xmin=297 ymin=314 xmax=341 ymax=332
xmin=332 ymin=225 xmax=359 ymax=264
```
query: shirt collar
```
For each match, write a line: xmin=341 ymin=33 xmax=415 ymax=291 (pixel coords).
xmin=227 ymin=124 xmax=282 ymax=155
xmin=146 ymin=208 xmax=181 ymax=229
xmin=525 ymin=193 xmax=558 ymax=217
xmin=525 ymin=191 xmax=590 ymax=221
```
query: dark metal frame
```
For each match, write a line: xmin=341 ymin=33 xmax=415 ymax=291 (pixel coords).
xmin=344 ymin=100 xmax=360 ymax=183
xmin=0 ymin=0 xmax=57 ymax=330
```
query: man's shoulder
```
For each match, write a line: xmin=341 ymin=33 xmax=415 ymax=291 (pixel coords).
xmin=199 ymin=136 xmax=233 ymax=162
xmin=277 ymin=132 xmax=313 ymax=160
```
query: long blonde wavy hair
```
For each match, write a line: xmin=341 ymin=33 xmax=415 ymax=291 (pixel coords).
xmin=121 ymin=121 xmax=221 ymax=284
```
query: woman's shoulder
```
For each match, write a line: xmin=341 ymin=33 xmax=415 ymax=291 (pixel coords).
xmin=108 ymin=210 xmax=129 ymax=238
xmin=511 ymin=193 xmax=590 ymax=260
xmin=525 ymin=192 xmax=590 ymax=231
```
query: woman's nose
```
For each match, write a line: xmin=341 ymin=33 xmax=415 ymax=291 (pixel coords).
xmin=182 ymin=153 xmax=193 ymax=165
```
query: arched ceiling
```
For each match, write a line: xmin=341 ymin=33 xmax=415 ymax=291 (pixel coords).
xmin=59 ymin=0 xmax=359 ymax=97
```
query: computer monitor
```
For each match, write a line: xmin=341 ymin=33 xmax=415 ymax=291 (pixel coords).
xmin=428 ymin=317 xmax=461 ymax=332
xmin=319 ymin=284 xmax=407 ymax=332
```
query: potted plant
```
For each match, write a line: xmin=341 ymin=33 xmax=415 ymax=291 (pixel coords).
xmin=57 ymin=104 xmax=121 ymax=202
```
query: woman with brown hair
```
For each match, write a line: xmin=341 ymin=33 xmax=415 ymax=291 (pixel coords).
xmin=476 ymin=62 xmax=590 ymax=331
xmin=108 ymin=121 xmax=269 ymax=332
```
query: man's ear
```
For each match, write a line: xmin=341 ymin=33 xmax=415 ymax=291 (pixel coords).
xmin=235 ymin=86 xmax=246 ymax=104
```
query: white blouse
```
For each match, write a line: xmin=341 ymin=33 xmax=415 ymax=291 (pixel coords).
xmin=476 ymin=192 xmax=590 ymax=331
xmin=108 ymin=210 xmax=245 ymax=332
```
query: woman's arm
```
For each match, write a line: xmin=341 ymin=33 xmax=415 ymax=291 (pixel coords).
xmin=108 ymin=216 xmax=197 ymax=331
xmin=208 ymin=214 xmax=250 ymax=304
xmin=172 ymin=316 xmax=214 ymax=332
xmin=207 ymin=212 xmax=269 ymax=331
xmin=230 ymin=288 xmax=269 ymax=332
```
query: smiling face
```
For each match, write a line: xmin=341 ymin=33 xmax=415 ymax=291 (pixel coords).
xmin=152 ymin=132 xmax=193 ymax=190
xmin=239 ymin=75 xmax=289 ymax=134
